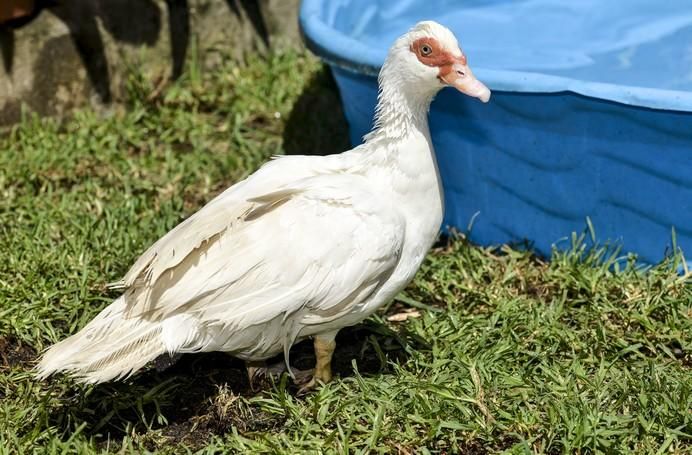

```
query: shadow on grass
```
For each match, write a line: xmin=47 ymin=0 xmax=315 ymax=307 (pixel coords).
xmin=45 ymin=321 xmax=416 ymax=449
xmin=282 ymin=65 xmax=351 ymax=156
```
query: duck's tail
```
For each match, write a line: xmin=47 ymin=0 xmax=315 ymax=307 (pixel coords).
xmin=35 ymin=297 xmax=168 ymax=383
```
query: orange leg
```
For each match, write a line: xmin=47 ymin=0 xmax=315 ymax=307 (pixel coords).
xmin=298 ymin=332 xmax=337 ymax=394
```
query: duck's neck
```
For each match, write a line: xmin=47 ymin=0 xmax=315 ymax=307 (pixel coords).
xmin=363 ymin=68 xmax=438 ymax=143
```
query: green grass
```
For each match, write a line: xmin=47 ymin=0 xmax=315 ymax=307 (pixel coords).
xmin=0 ymin=48 xmax=690 ymax=454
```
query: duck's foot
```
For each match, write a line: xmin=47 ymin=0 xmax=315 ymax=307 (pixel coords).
xmin=297 ymin=333 xmax=337 ymax=395
xmin=246 ymin=360 xmax=284 ymax=390
xmin=246 ymin=360 xmax=312 ymax=390
xmin=246 ymin=360 xmax=283 ymax=386
xmin=246 ymin=331 xmax=338 ymax=394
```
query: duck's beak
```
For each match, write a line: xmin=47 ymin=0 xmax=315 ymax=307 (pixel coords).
xmin=441 ymin=57 xmax=491 ymax=103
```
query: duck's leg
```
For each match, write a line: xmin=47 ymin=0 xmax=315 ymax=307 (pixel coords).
xmin=297 ymin=331 xmax=337 ymax=394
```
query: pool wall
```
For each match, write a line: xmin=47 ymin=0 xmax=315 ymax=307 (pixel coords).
xmin=302 ymin=1 xmax=692 ymax=267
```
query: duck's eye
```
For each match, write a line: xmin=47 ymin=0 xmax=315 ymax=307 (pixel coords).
xmin=420 ymin=44 xmax=432 ymax=56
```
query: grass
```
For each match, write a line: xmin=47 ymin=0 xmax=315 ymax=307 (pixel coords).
xmin=0 ymin=47 xmax=690 ymax=454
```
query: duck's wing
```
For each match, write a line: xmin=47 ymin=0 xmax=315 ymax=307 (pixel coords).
xmin=116 ymin=163 xmax=405 ymax=340
xmin=115 ymin=155 xmax=337 ymax=293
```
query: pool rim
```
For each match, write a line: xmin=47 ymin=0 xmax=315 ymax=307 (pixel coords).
xmin=300 ymin=0 xmax=692 ymax=114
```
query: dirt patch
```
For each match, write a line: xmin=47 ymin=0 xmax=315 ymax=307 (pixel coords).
xmin=149 ymin=383 xmax=285 ymax=450
xmin=124 ymin=381 xmax=285 ymax=451
xmin=0 ymin=335 xmax=37 ymax=370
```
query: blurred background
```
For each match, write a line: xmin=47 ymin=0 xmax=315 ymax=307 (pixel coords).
xmin=0 ymin=0 xmax=301 ymax=126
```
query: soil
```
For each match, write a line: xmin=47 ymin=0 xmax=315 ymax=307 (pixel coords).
xmin=0 ymin=335 xmax=37 ymax=370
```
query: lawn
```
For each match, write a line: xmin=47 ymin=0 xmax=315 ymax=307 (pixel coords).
xmin=0 ymin=48 xmax=690 ymax=454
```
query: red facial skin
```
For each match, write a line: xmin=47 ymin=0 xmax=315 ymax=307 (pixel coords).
xmin=410 ymin=37 xmax=467 ymax=83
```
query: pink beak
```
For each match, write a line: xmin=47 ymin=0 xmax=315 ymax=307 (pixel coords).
xmin=441 ymin=59 xmax=491 ymax=103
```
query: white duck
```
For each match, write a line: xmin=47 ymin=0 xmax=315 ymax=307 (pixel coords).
xmin=37 ymin=21 xmax=490 ymax=390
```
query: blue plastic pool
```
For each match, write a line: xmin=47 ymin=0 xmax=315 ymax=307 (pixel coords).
xmin=300 ymin=0 xmax=692 ymax=267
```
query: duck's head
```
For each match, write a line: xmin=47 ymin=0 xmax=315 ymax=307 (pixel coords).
xmin=383 ymin=21 xmax=490 ymax=103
